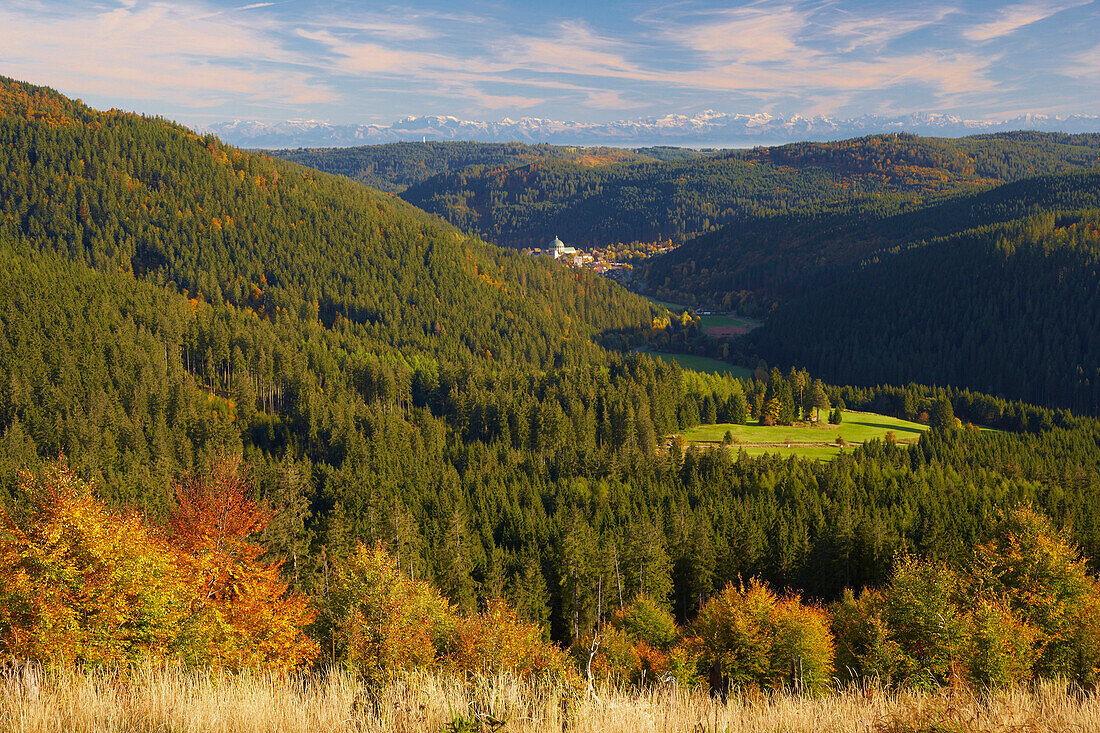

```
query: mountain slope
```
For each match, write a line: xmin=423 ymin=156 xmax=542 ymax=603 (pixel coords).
xmin=748 ymin=202 xmax=1100 ymax=414
xmin=271 ymin=141 xmax=701 ymax=193
xmin=666 ymin=168 xmax=1100 ymax=413
xmin=0 ymin=75 xmax=667 ymax=501
xmin=642 ymin=167 xmax=1100 ymax=311
xmin=0 ymin=77 xmax=654 ymax=370
xmin=395 ymin=132 xmax=1100 ymax=250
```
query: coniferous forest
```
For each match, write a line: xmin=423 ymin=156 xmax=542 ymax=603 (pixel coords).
xmin=4 ymin=75 xmax=1100 ymax=702
xmin=284 ymin=132 xmax=1100 ymax=250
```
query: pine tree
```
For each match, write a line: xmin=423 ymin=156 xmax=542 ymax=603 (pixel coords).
xmin=930 ymin=396 xmax=956 ymax=431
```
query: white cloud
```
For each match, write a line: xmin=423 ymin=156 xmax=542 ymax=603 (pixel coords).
xmin=668 ymin=5 xmax=810 ymax=62
xmin=0 ymin=0 xmax=1092 ymax=122
xmin=824 ymin=6 xmax=958 ymax=52
xmin=0 ymin=0 xmax=336 ymax=108
xmin=962 ymin=1 xmax=1088 ymax=42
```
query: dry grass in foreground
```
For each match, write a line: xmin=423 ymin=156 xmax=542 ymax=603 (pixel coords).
xmin=3 ymin=666 xmax=1100 ymax=733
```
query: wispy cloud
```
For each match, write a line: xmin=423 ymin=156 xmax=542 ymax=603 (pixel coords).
xmin=0 ymin=0 xmax=335 ymax=108
xmin=962 ymin=0 xmax=1088 ymax=42
xmin=824 ymin=6 xmax=958 ymax=52
xmin=0 ymin=0 xmax=1095 ymax=124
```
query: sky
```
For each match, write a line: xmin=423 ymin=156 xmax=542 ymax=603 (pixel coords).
xmin=2 ymin=0 xmax=1098 ymax=127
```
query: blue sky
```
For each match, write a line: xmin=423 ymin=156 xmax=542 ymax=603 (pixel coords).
xmin=2 ymin=0 xmax=1098 ymax=126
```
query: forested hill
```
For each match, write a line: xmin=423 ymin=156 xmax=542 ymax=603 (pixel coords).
xmin=641 ymin=167 xmax=1100 ymax=312
xmin=642 ymin=167 xmax=1100 ymax=413
xmin=748 ymin=196 xmax=1100 ymax=415
xmin=0 ymin=74 xmax=661 ymax=503
xmin=271 ymin=141 xmax=702 ymax=193
xmin=371 ymin=132 xmax=1100 ymax=250
xmin=0 ymin=76 xmax=655 ymax=369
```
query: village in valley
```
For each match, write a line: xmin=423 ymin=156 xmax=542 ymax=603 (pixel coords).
xmin=525 ymin=234 xmax=678 ymax=283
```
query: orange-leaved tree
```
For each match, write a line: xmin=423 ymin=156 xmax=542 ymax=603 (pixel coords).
xmin=168 ymin=454 xmax=317 ymax=669
xmin=0 ymin=461 xmax=184 ymax=664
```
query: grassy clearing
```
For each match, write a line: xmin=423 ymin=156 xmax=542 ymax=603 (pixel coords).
xmin=736 ymin=444 xmax=850 ymax=461
xmin=651 ymin=352 xmax=753 ymax=380
xmin=699 ymin=313 xmax=761 ymax=331
xmin=3 ymin=667 xmax=1099 ymax=732
xmin=643 ymin=295 xmax=687 ymax=313
xmin=681 ymin=410 xmax=929 ymax=462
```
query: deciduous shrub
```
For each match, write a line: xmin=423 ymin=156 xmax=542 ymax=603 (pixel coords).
xmin=880 ymin=556 xmax=968 ymax=687
xmin=588 ymin=595 xmax=682 ymax=685
xmin=687 ymin=579 xmax=834 ymax=693
xmin=450 ymin=597 xmax=572 ymax=679
xmin=830 ymin=588 xmax=905 ymax=684
xmin=966 ymin=598 xmax=1038 ymax=686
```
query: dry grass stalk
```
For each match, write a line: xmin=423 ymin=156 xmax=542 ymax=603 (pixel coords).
xmin=2 ymin=666 xmax=1099 ymax=732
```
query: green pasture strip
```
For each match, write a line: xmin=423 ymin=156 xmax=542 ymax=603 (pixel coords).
xmin=699 ymin=314 xmax=761 ymax=330
xmin=651 ymin=352 xmax=753 ymax=380
xmin=681 ymin=410 xmax=931 ymax=462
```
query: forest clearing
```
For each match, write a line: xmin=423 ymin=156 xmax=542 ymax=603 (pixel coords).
xmin=699 ymin=314 xmax=761 ymax=337
xmin=680 ymin=411 xmax=929 ymax=461
xmin=651 ymin=352 xmax=755 ymax=379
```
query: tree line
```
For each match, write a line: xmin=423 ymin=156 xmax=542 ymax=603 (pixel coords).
xmin=5 ymin=461 xmax=1100 ymax=691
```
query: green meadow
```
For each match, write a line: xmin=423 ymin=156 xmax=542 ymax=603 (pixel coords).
xmin=698 ymin=313 xmax=761 ymax=331
xmin=681 ymin=410 xmax=930 ymax=461
xmin=643 ymin=295 xmax=687 ymax=313
xmin=651 ymin=352 xmax=754 ymax=380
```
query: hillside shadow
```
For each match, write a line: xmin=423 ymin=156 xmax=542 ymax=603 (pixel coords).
xmin=854 ymin=421 xmax=923 ymax=434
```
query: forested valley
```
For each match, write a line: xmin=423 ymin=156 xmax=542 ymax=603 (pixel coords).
xmin=282 ymin=132 xmax=1100 ymax=250
xmin=3 ymin=76 xmax=1100 ymax=695
xmin=272 ymin=141 xmax=701 ymax=193
xmin=282 ymin=134 xmax=1100 ymax=419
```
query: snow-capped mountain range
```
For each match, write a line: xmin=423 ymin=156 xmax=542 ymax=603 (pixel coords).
xmin=200 ymin=111 xmax=1100 ymax=150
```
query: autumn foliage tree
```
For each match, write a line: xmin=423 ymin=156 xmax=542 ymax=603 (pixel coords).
xmin=832 ymin=507 xmax=1100 ymax=687
xmin=687 ymin=578 xmax=834 ymax=693
xmin=450 ymin=597 xmax=572 ymax=679
xmin=971 ymin=507 xmax=1100 ymax=682
xmin=323 ymin=542 xmax=455 ymax=680
xmin=588 ymin=595 xmax=694 ymax=685
xmin=168 ymin=455 xmax=318 ymax=669
xmin=0 ymin=461 xmax=183 ymax=663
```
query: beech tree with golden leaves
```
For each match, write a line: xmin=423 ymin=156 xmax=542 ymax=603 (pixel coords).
xmin=168 ymin=455 xmax=317 ymax=669
xmin=0 ymin=461 xmax=183 ymax=664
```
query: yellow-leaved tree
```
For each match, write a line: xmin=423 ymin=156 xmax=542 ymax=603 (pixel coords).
xmin=450 ymin=597 xmax=572 ymax=679
xmin=971 ymin=507 xmax=1100 ymax=683
xmin=323 ymin=542 xmax=455 ymax=680
xmin=687 ymin=578 xmax=834 ymax=693
xmin=0 ymin=461 xmax=183 ymax=663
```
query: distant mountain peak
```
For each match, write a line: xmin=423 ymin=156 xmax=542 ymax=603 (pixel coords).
xmin=200 ymin=110 xmax=1100 ymax=150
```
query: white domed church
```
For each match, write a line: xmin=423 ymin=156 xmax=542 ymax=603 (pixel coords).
xmin=548 ymin=235 xmax=577 ymax=259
